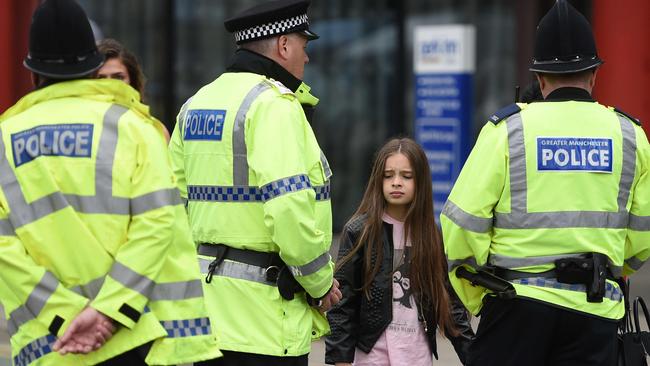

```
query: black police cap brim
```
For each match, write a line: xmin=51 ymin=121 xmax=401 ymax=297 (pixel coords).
xmin=529 ymin=57 xmax=603 ymax=74
xmin=299 ymin=28 xmax=319 ymax=41
xmin=24 ymin=52 xmax=105 ymax=79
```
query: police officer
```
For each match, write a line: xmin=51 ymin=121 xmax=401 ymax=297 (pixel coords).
xmin=168 ymin=0 xmax=342 ymax=365
xmin=0 ymin=0 xmax=221 ymax=364
xmin=441 ymin=1 xmax=650 ymax=365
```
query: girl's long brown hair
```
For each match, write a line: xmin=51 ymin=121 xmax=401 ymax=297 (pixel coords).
xmin=337 ymin=138 xmax=456 ymax=335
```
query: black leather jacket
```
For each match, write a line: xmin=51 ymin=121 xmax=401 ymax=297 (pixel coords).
xmin=325 ymin=215 xmax=474 ymax=364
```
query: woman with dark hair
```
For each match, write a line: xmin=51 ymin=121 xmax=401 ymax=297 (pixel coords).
xmin=96 ymin=38 xmax=170 ymax=141
xmin=97 ymin=38 xmax=145 ymax=97
xmin=325 ymin=137 xmax=474 ymax=365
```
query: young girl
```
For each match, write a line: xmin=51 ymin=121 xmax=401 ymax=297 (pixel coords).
xmin=325 ymin=138 xmax=474 ymax=366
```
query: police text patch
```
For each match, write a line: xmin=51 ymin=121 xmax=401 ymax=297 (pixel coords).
xmin=537 ymin=137 xmax=613 ymax=173
xmin=184 ymin=109 xmax=226 ymax=141
xmin=11 ymin=124 xmax=94 ymax=167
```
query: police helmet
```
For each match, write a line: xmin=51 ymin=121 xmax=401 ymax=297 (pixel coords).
xmin=530 ymin=0 xmax=603 ymax=74
xmin=24 ymin=0 xmax=104 ymax=79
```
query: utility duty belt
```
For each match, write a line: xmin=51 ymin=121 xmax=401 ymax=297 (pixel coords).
xmin=495 ymin=253 xmax=614 ymax=303
xmin=198 ymin=243 xmax=311 ymax=302
xmin=457 ymin=253 xmax=615 ymax=303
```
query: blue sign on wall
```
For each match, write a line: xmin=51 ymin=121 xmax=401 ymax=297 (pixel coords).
xmin=413 ymin=25 xmax=475 ymax=220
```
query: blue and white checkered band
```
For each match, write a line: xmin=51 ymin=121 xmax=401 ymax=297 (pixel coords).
xmin=235 ymin=14 xmax=309 ymax=43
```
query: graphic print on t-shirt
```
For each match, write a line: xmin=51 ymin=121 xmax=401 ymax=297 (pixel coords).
xmin=392 ymin=247 xmax=413 ymax=309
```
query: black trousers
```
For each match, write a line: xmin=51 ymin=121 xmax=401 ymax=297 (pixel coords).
xmin=195 ymin=350 xmax=308 ymax=366
xmin=468 ymin=297 xmax=618 ymax=366
xmin=96 ymin=345 xmax=149 ymax=366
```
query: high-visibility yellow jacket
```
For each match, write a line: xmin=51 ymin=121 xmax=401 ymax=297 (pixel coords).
xmin=442 ymin=98 xmax=650 ymax=320
xmin=0 ymin=79 xmax=221 ymax=365
xmin=169 ymin=72 xmax=334 ymax=356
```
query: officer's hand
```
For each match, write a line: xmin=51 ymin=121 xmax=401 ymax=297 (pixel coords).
xmin=53 ymin=307 xmax=115 ymax=355
xmin=318 ymin=278 xmax=342 ymax=313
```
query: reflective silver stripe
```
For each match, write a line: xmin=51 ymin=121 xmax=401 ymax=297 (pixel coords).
xmin=495 ymin=113 xmax=637 ymax=229
xmin=629 ymin=214 xmax=650 ymax=231
xmin=7 ymin=272 xmax=59 ymax=336
xmin=0 ymin=218 xmax=14 ymax=235
xmin=511 ymin=277 xmax=622 ymax=302
xmin=13 ymin=334 xmax=56 ymax=366
xmin=617 ymin=114 xmax=637 ymax=212
xmin=0 ymin=129 xmax=30 ymax=228
xmin=506 ymin=113 xmax=527 ymax=214
xmin=161 ymin=317 xmax=211 ymax=338
xmin=199 ymin=258 xmax=277 ymax=286
xmin=489 ymin=253 xmax=586 ymax=269
xmin=610 ymin=265 xmax=623 ymax=278
xmin=150 ymin=279 xmax=204 ymax=301
xmin=130 ymin=188 xmax=183 ymax=215
xmin=288 ymin=252 xmax=331 ymax=277
xmin=0 ymin=130 xmax=70 ymax=228
xmin=95 ymin=104 xmax=128 ymax=197
xmin=109 ymin=261 xmax=155 ymax=299
xmin=12 ymin=191 xmax=70 ymax=228
xmin=74 ymin=272 xmax=203 ymax=301
xmin=64 ymin=194 xmax=129 ymax=215
xmin=494 ymin=211 xmax=628 ymax=229
xmin=320 ymin=150 xmax=333 ymax=180
xmin=442 ymin=200 xmax=493 ymax=233
xmin=625 ymin=256 xmax=646 ymax=271
xmin=69 ymin=276 xmax=105 ymax=299
xmin=0 ymin=105 xmax=176 ymax=222
xmin=232 ymin=82 xmax=272 ymax=186
xmin=65 ymin=188 xmax=182 ymax=216
xmin=178 ymin=97 xmax=193 ymax=137
xmin=446 ymin=257 xmax=481 ymax=272
xmin=0 ymin=104 xmax=128 ymax=229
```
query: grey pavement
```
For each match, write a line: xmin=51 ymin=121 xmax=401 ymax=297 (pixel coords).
xmin=307 ymin=325 xmax=472 ymax=366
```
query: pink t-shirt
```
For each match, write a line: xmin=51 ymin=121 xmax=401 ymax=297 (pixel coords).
xmin=353 ymin=213 xmax=433 ymax=366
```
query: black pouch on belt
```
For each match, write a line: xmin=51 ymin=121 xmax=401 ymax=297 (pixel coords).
xmin=277 ymin=266 xmax=305 ymax=300
xmin=555 ymin=253 xmax=607 ymax=303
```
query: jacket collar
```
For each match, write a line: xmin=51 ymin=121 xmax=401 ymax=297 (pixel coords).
xmin=1 ymin=79 xmax=154 ymax=122
xmin=0 ymin=79 xmax=166 ymax=136
xmin=544 ymin=87 xmax=594 ymax=102
xmin=227 ymin=49 xmax=302 ymax=92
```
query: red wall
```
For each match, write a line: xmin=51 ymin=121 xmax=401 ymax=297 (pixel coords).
xmin=592 ymin=0 xmax=650 ymax=131
xmin=0 ymin=0 xmax=38 ymax=114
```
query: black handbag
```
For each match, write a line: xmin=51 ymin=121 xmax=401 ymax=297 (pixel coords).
xmin=618 ymin=290 xmax=650 ymax=366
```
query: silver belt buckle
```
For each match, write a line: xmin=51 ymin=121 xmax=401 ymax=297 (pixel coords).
xmin=265 ymin=265 xmax=280 ymax=282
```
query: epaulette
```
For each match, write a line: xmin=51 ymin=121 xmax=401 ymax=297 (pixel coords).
xmin=614 ymin=107 xmax=642 ymax=126
xmin=265 ymin=78 xmax=293 ymax=95
xmin=487 ymin=103 xmax=521 ymax=124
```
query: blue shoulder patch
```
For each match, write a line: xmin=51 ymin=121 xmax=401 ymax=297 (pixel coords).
xmin=614 ymin=107 xmax=641 ymax=126
xmin=488 ymin=103 xmax=521 ymax=124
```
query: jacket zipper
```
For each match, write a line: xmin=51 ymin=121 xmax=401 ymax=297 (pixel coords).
xmin=418 ymin=296 xmax=428 ymax=333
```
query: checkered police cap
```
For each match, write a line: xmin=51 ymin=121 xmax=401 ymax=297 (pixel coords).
xmin=224 ymin=0 xmax=319 ymax=45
